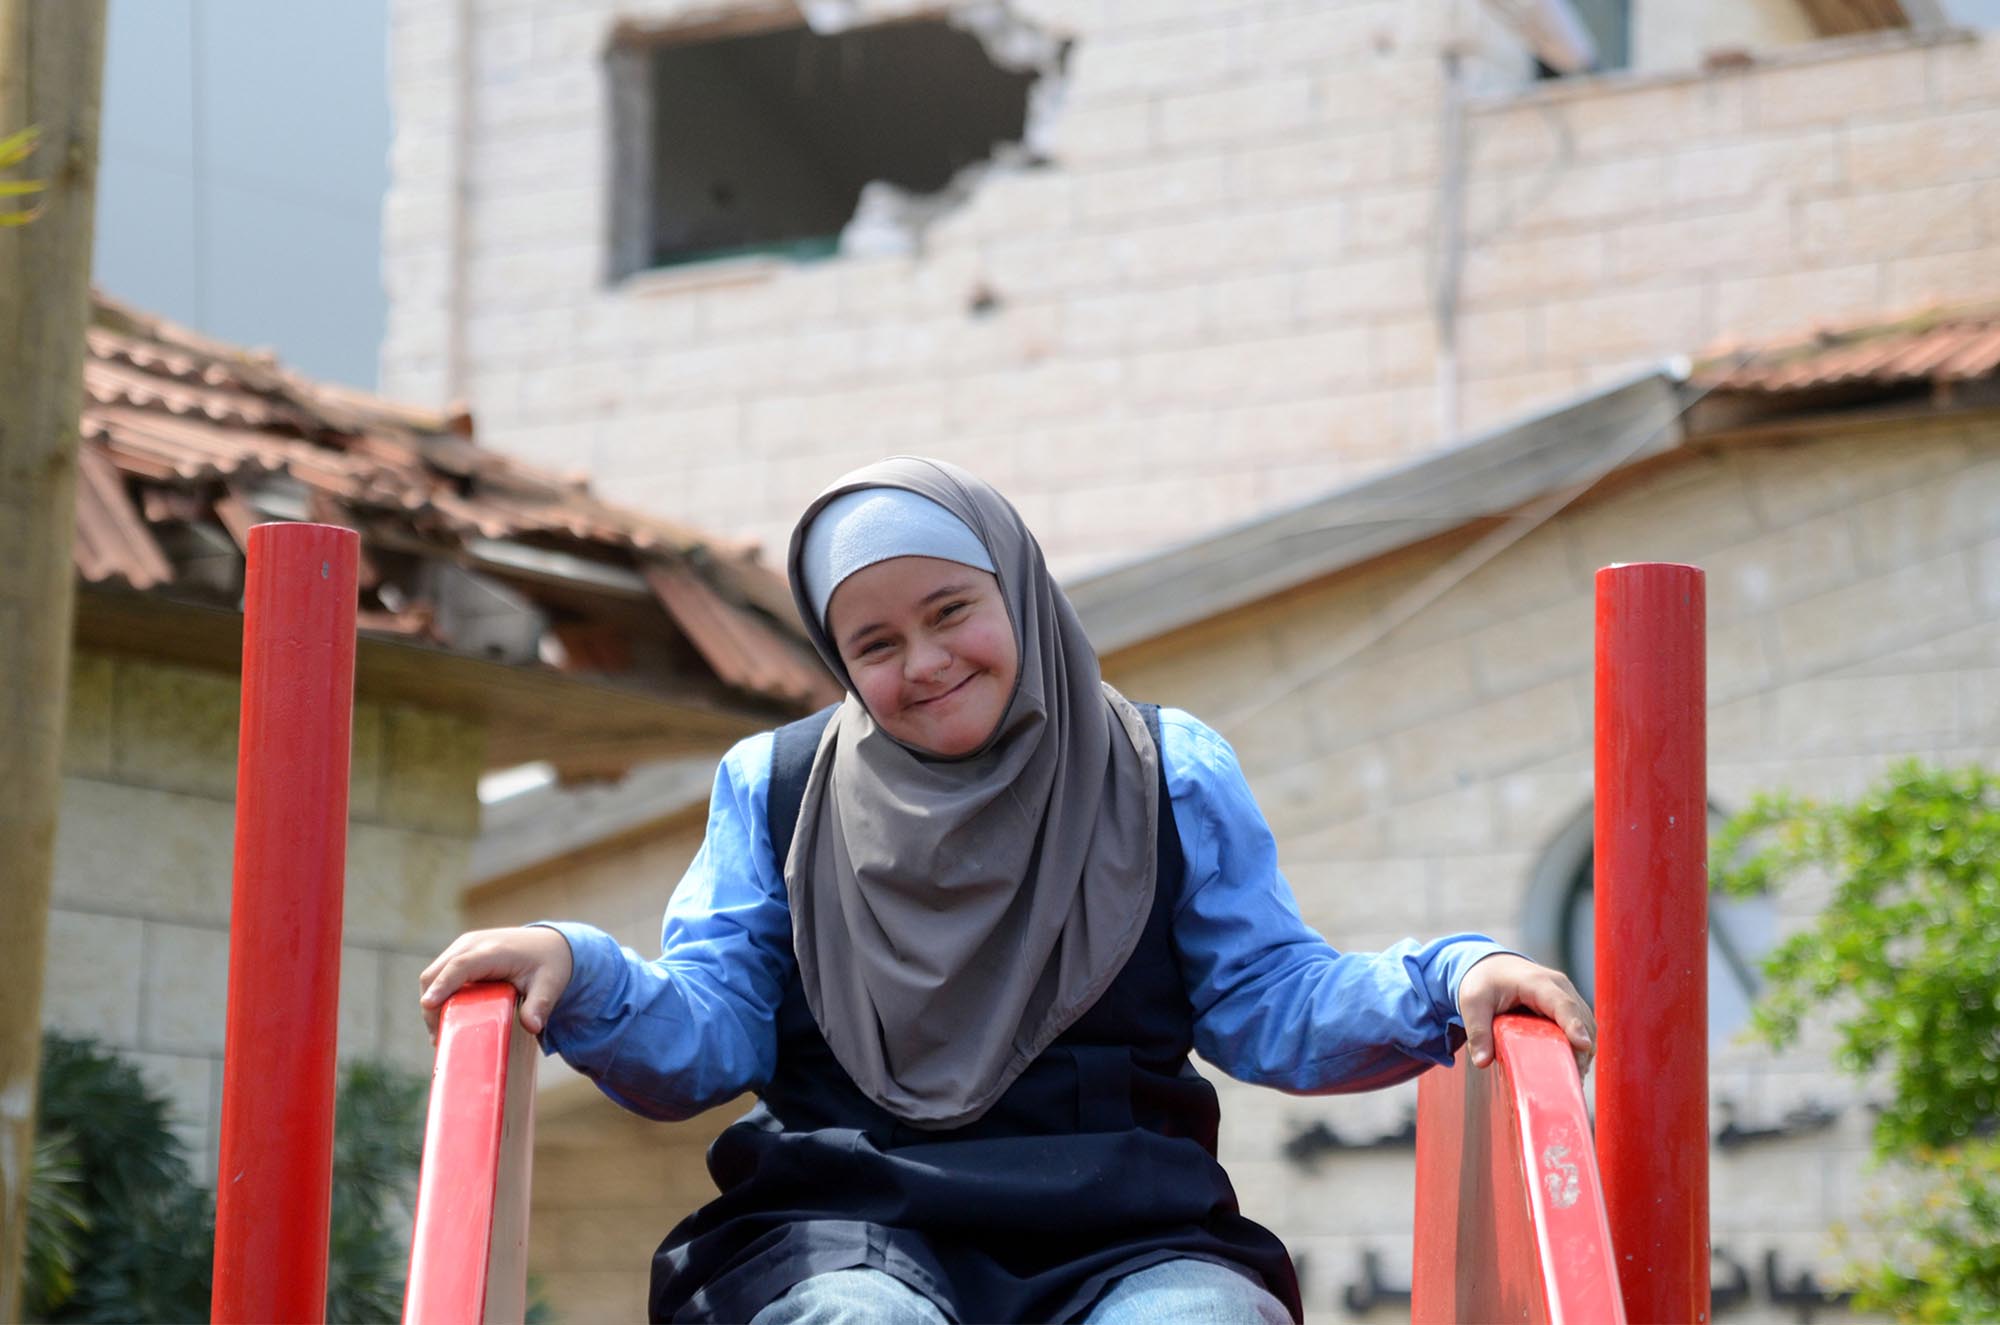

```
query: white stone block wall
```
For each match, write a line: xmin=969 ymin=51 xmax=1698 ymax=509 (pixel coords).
xmin=1104 ymin=419 xmax=2000 ymax=1323
xmin=382 ymin=1 xmax=2000 ymax=577
xmin=43 ymin=652 xmax=485 ymax=1178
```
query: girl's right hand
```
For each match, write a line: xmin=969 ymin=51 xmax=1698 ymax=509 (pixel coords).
xmin=419 ymin=925 xmax=575 ymax=1040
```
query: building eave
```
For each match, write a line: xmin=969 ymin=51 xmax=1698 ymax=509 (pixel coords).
xmin=1068 ymin=367 xmax=1691 ymax=658
xmin=74 ymin=584 xmax=792 ymax=775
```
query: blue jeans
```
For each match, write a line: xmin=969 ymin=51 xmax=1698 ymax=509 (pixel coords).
xmin=748 ymin=1257 xmax=1292 ymax=1324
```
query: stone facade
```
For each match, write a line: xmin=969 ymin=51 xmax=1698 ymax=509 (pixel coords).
xmin=383 ymin=0 xmax=2000 ymax=575
xmin=1101 ymin=414 xmax=2000 ymax=1323
xmin=43 ymin=650 xmax=485 ymax=1178
xmin=473 ymin=415 xmax=2000 ymax=1321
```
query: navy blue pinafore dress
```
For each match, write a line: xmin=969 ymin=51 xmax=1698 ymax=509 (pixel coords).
xmin=648 ymin=705 xmax=1301 ymax=1323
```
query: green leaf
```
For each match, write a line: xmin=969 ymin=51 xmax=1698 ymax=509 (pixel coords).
xmin=0 ymin=124 xmax=40 ymax=168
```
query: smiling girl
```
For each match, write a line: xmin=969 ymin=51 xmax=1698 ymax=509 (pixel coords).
xmin=420 ymin=457 xmax=1593 ymax=1325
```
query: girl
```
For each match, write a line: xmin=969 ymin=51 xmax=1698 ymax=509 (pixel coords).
xmin=421 ymin=457 xmax=1594 ymax=1324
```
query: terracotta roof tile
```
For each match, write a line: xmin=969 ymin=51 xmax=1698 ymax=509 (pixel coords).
xmin=75 ymin=291 xmax=830 ymax=720
xmin=1697 ymin=305 xmax=2000 ymax=394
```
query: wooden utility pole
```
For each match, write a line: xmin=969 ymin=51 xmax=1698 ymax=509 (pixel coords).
xmin=0 ymin=1 xmax=107 ymax=1317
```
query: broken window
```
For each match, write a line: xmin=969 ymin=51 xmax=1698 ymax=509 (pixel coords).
xmin=608 ymin=14 xmax=1053 ymax=277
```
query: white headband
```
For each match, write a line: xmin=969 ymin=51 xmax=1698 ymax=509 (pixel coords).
xmin=799 ymin=486 xmax=997 ymax=626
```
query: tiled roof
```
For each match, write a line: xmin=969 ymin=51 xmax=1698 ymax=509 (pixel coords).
xmin=1696 ymin=305 xmax=2000 ymax=395
xmin=76 ymin=293 xmax=838 ymax=715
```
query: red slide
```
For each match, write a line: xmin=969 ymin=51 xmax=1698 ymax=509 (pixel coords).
xmin=1412 ymin=1013 xmax=1625 ymax=1325
xmin=404 ymin=983 xmax=539 ymax=1325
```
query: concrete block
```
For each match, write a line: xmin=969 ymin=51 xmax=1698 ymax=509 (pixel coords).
xmin=1667 ymin=132 xmax=1843 ymax=208
xmin=1700 ymin=510 xmax=1859 ymax=623
xmin=63 ymin=650 xmax=114 ymax=777
xmin=1884 ymin=245 xmax=2000 ymax=312
xmin=1512 ymin=155 xmax=1667 ymax=233
xmin=1346 ymin=185 xmax=1433 ymax=254
xmin=1053 ymin=100 xmax=1153 ymax=165
xmin=1448 ymin=304 xmax=1539 ymax=379
xmin=1800 ymin=182 xmax=1982 ymax=265
xmin=1068 ymin=24 xmax=1234 ymax=101
xmin=1539 ymin=284 xmax=1705 ymax=365
xmin=1385 ymin=679 xmax=1583 ymax=800
xmin=1748 ymin=45 xmax=1929 ymax=130
xmin=1385 ymin=784 xmax=1497 ymax=856
xmin=111 ymin=657 xmax=239 ymax=801
xmin=378 ymin=706 xmax=484 ymax=836
xmin=1568 ymin=74 xmax=1747 ymax=157
xmin=339 ymin=944 xmax=385 ymax=1063
xmin=1708 ymin=619 xmax=1781 ymax=709
xmin=378 ymin=949 xmax=440 ymax=1075
xmin=1311 ymin=59 xmax=1445 ymax=127
xmin=1370 ymin=316 xmax=1438 ymax=387
xmin=1459 ymin=231 xmax=1606 ymax=304
xmin=1465 ymin=593 xmax=1592 ymax=696
xmin=344 ymin=825 xmax=471 ymax=952
xmin=1489 ymin=758 xmax=1593 ymax=854
xmin=1743 ymin=429 xmax=1968 ymax=529
xmin=1209 ymin=270 xmax=1300 ymax=339
xmin=348 ymin=702 xmax=384 ymax=823
xmin=53 ymin=777 xmax=235 ymax=923
xmin=1712 ymin=260 xmax=1896 ymax=342
xmin=1566 ymin=460 xmax=1759 ymax=577
xmin=1850 ymin=455 xmax=2000 ymax=572
xmin=1601 ymin=192 xmax=1793 ymax=285
xmin=1288 ymin=858 xmax=1429 ymax=938
xmin=1251 ymin=757 xmax=1381 ymax=846
xmin=1927 ymin=32 xmax=2000 ymax=108
xmin=1845 ymin=106 xmax=2000 ymax=190
xmin=1458 ymin=367 xmax=1575 ymax=433
xmin=1426 ymin=853 xmax=1536 ymax=933
xmin=1467 ymin=101 xmax=1565 ymax=172
xmin=1772 ymin=674 xmax=1963 ymax=756
xmin=129 ymin=1049 xmax=217 ymax=1175
xmin=1775 ymin=551 xmax=1977 ymax=677
xmin=140 ymin=922 xmax=230 ymax=1055
xmin=1710 ymin=1138 xmax=1836 ymax=1228
xmin=42 ymin=908 xmax=145 ymax=1047
xmin=1074 ymin=152 xmax=1228 ymax=225
xmin=1231 ymin=123 xmax=1438 ymax=199
xmin=1297 ymin=252 xmax=1429 ymax=323
xmin=1157 ymin=76 xmax=1313 ymax=150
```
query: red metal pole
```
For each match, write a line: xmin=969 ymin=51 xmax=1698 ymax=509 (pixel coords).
xmin=1594 ymin=562 xmax=1709 ymax=1324
xmin=212 ymin=523 xmax=359 ymax=1324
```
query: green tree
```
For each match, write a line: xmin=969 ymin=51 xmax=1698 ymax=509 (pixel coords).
xmin=1712 ymin=760 xmax=2000 ymax=1323
xmin=26 ymin=1036 xmax=431 ymax=1324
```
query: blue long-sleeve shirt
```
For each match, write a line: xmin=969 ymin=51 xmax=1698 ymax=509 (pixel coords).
xmin=538 ymin=708 xmax=1506 ymax=1122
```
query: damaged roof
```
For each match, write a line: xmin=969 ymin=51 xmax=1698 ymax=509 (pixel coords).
xmin=75 ymin=293 xmax=838 ymax=774
xmin=1693 ymin=304 xmax=2000 ymax=394
xmin=1071 ymin=303 xmax=2000 ymax=657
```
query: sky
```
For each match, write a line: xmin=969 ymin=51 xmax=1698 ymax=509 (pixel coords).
xmin=92 ymin=0 xmax=390 ymax=389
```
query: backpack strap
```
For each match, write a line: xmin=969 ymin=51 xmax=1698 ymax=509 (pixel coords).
xmin=1138 ymin=703 xmax=1186 ymax=897
xmin=765 ymin=700 xmax=1183 ymax=887
xmin=768 ymin=703 xmax=839 ymax=872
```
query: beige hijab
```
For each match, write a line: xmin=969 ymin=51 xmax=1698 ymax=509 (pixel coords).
xmin=783 ymin=457 xmax=1159 ymax=1130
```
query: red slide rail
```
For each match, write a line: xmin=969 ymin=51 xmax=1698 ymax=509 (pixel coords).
xmin=404 ymin=983 xmax=539 ymax=1325
xmin=1411 ymin=1014 xmax=1624 ymax=1325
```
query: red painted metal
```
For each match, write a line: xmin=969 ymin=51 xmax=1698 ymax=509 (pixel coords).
xmin=211 ymin=522 xmax=359 ymax=1324
xmin=1414 ymin=1014 xmax=1625 ymax=1325
xmin=405 ymin=983 xmax=539 ymax=1325
xmin=1594 ymin=562 xmax=1710 ymax=1324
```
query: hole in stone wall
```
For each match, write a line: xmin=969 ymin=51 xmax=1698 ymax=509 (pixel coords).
xmin=616 ymin=15 xmax=1049 ymax=274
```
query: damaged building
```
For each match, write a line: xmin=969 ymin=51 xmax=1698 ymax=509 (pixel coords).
xmin=378 ymin=0 xmax=2000 ymax=1319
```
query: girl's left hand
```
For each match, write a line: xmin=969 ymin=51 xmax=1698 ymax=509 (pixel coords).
xmin=1457 ymin=953 xmax=1595 ymax=1079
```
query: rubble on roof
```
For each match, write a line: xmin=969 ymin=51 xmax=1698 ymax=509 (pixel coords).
xmin=75 ymin=292 xmax=839 ymax=716
xmin=1695 ymin=304 xmax=2000 ymax=395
